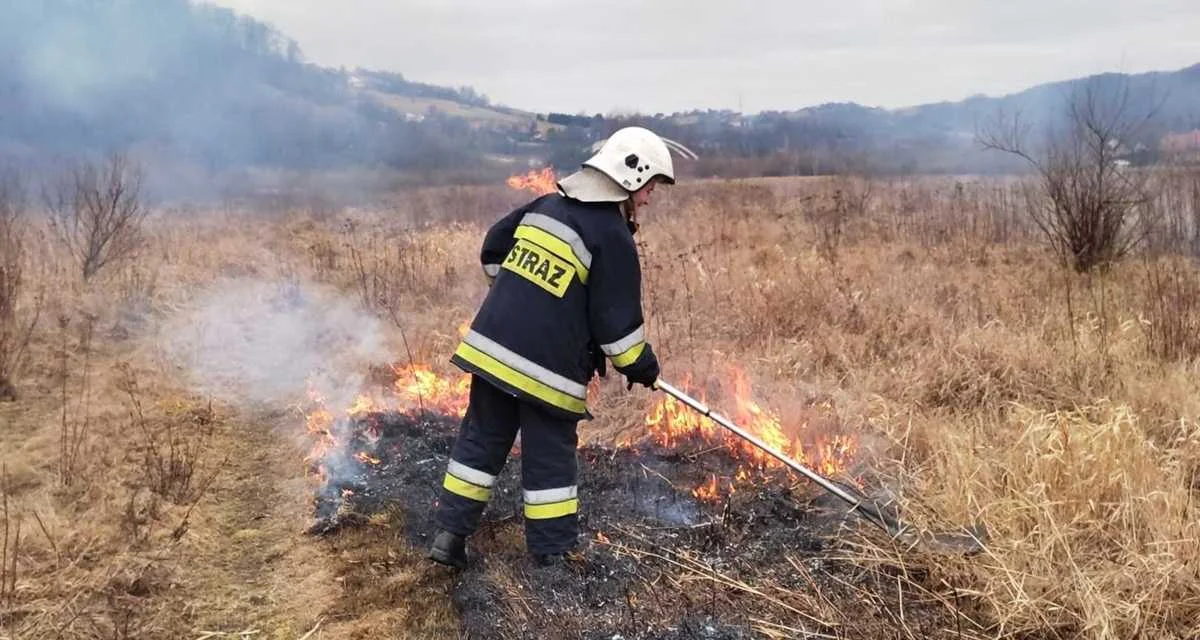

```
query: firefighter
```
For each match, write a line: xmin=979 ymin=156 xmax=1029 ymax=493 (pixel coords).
xmin=429 ymin=127 xmax=673 ymax=568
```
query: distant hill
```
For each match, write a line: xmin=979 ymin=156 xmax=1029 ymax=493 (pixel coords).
xmin=2 ymin=0 xmax=1198 ymax=186
xmin=617 ymin=63 xmax=1200 ymax=175
xmin=894 ymin=63 xmax=1200 ymax=135
xmin=0 ymin=0 xmax=529 ymax=178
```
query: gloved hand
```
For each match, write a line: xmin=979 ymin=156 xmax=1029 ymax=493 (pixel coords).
xmin=623 ymin=343 xmax=660 ymax=390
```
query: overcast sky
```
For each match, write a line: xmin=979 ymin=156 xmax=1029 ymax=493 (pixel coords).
xmin=216 ymin=0 xmax=1200 ymax=115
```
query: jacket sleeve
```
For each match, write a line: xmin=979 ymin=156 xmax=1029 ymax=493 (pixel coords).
xmin=587 ymin=227 xmax=657 ymax=378
xmin=480 ymin=199 xmax=539 ymax=285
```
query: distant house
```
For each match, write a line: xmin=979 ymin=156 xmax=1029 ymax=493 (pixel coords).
xmin=1161 ymin=130 xmax=1200 ymax=164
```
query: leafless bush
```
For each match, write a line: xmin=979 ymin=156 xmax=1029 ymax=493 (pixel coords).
xmin=812 ymin=172 xmax=875 ymax=266
xmin=980 ymin=78 xmax=1161 ymax=272
xmin=47 ymin=154 xmax=148 ymax=282
xmin=1140 ymin=257 xmax=1200 ymax=362
xmin=57 ymin=313 xmax=95 ymax=488
xmin=117 ymin=364 xmax=216 ymax=504
xmin=0 ymin=173 xmax=41 ymax=401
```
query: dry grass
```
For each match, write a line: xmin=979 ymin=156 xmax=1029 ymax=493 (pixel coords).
xmin=276 ymin=172 xmax=1200 ymax=637
xmin=1 ymin=170 xmax=1199 ymax=637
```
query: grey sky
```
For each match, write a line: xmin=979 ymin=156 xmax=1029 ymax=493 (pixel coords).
xmin=217 ymin=0 xmax=1200 ymax=114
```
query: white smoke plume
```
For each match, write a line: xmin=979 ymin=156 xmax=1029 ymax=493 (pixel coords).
xmin=157 ymin=277 xmax=386 ymax=412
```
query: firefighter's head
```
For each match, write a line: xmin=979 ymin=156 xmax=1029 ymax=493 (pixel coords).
xmin=557 ymin=127 xmax=684 ymax=208
xmin=584 ymin=126 xmax=676 ymax=196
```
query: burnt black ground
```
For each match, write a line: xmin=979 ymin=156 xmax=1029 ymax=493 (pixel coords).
xmin=309 ymin=411 xmax=976 ymax=640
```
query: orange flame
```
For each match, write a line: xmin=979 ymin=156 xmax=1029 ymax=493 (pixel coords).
xmin=355 ymin=451 xmax=382 ymax=465
xmin=644 ymin=374 xmax=717 ymax=448
xmin=303 ymin=338 xmax=859 ymax=510
xmin=304 ymin=362 xmax=472 ymax=488
xmin=391 ymin=363 xmax=471 ymax=417
xmin=692 ymin=475 xmax=722 ymax=502
xmin=506 ymin=167 xmax=558 ymax=196
xmin=642 ymin=368 xmax=860 ymax=502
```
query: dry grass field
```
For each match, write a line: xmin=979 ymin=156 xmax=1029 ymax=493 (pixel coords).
xmin=1 ymin=169 xmax=1200 ymax=638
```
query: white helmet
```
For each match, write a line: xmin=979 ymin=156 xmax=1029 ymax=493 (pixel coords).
xmin=584 ymin=126 xmax=676 ymax=191
xmin=557 ymin=127 xmax=697 ymax=203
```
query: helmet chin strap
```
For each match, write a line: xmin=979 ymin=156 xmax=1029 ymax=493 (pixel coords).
xmin=621 ymin=199 xmax=640 ymax=235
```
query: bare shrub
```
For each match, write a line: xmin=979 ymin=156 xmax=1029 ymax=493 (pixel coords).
xmin=0 ymin=172 xmax=41 ymax=401
xmin=117 ymin=364 xmax=216 ymax=504
xmin=47 ymin=154 xmax=148 ymax=282
xmin=980 ymin=78 xmax=1161 ymax=272
xmin=57 ymin=313 xmax=95 ymax=488
xmin=812 ymin=173 xmax=874 ymax=267
xmin=1140 ymin=257 xmax=1200 ymax=362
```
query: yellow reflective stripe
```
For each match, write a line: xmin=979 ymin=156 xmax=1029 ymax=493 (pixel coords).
xmin=443 ymin=473 xmax=492 ymax=502
xmin=521 ymin=213 xmax=593 ymax=266
xmin=455 ymin=342 xmax=587 ymax=415
xmin=524 ymin=498 xmax=579 ymax=520
xmin=609 ymin=341 xmax=645 ymax=368
xmin=514 ymin=225 xmax=589 ymax=283
xmin=524 ymin=486 xmax=578 ymax=504
xmin=601 ymin=325 xmax=645 ymax=356
xmin=463 ymin=330 xmax=588 ymax=396
xmin=447 ymin=460 xmax=497 ymax=487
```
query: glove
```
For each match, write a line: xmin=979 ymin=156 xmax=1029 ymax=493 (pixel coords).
xmin=623 ymin=343 xmax=660 ymax=390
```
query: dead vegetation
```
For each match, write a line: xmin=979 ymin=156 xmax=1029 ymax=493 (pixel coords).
xmin=0 ymin=171 xmax=41 ymax=401
xmin=47 ymin=154 xmax=148 ymax=283
xmin=282 ymin=169 xmax=1200 ymax=638
xmin=979 ymin=77 xmax=1161 ymax=272
xmin=1 ymin=167 xmax=1200 ymax=638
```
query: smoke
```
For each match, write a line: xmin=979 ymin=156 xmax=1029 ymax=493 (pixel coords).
xmin=158 ymin=278 xmax=386 ymax=412
xmin=1 ymin=0 xmax=381 ymax=188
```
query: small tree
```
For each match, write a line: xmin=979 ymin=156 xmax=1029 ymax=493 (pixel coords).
xmin=48 ymin=154 xmax=148 ymax=282
xmin=979 ymin=78 xmax=1161 ymax=272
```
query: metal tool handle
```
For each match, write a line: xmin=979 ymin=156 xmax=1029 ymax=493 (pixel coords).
xmin=654 ymin=378 xmax=899 ymax=536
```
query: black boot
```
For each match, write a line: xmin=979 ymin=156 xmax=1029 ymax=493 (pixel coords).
xmin=532 ymin=552 xmax=567 ymax=567
xmin=428 ymin=530 xmax=467 ymax=569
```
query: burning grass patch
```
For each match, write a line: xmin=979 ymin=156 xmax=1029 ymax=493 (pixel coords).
xmin=307 ymin=410 xmax=979 ymax=639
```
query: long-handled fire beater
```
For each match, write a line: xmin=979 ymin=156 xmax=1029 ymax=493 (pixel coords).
xmin=654 ymin=379 xmax=987 ymax=555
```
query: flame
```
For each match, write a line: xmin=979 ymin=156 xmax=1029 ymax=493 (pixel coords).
xmin=303 ymin=385 xmax=337 ymax=474
xmin=644 ymin=374 xmax=717 ymax=448
xmin=506 ymin=167 xmax=558 ymax=196
xmin=303 ymin=363 xmax=472 ymax=494
xmin=692 ymin=475 xmax=722 ymax=502
xmin=355 ymin=451 xmax=382 ymax=465
xmin=347 ymin=394 xmax=382 ymax=418
xmin=391 ymin=363 xmax=471 ymax=418
xmin=595 ymin=531 xmax=611 ymax=544
xmin=303 ymin=338 xmax=859 ymax=513
xmin=641 ymin=368 xmax=860 ymax=502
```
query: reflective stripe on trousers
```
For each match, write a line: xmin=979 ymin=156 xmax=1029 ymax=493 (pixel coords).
xmin=435 ymin=375 xmax=582 ymax=555
xmin=523 ymin=485 xmax=579 ymax=520
xmin=442 ymin=460 xmax=497 ymax=502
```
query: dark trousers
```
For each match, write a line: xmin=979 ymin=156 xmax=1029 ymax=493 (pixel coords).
xmin=435 ymin=376 xmax=580 ymax=554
